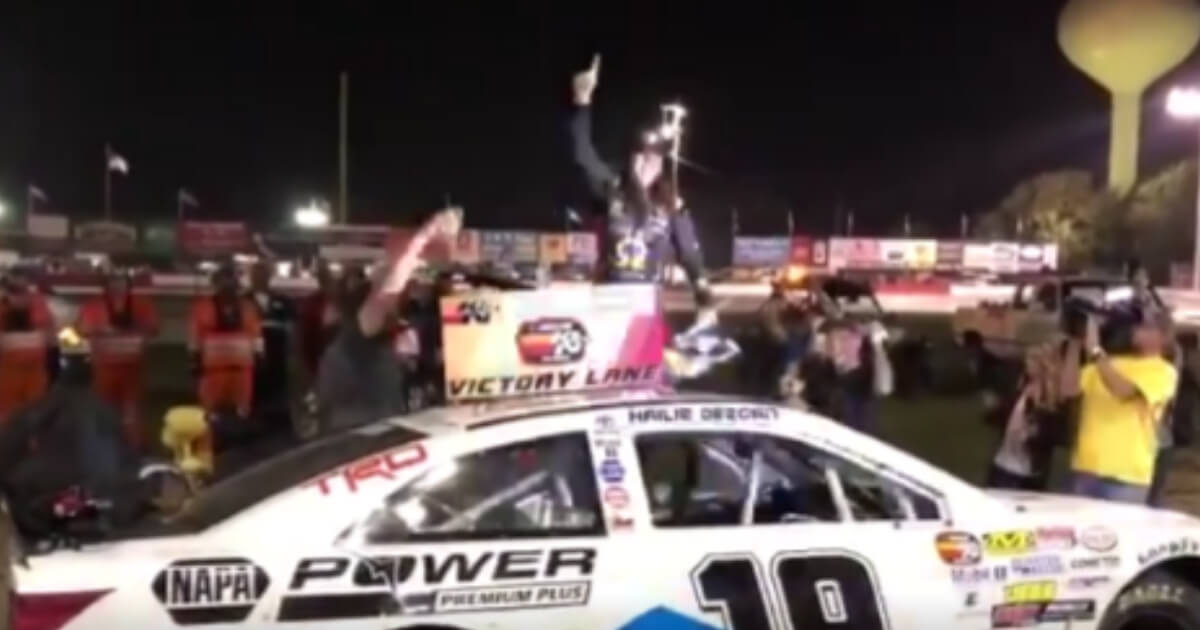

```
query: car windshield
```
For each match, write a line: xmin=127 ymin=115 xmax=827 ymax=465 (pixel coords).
xmin=125 ymin=421 xmax=426 ymax=536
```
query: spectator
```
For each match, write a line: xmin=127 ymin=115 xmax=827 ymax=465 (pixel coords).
xmin=1070 ymin=312 xmax=1177 ymax=504
xmin=315 ymin=208 xmax=460 ymax=434
xmin=759 ymin=279 xmax=809 ymax=402
xmin=298 ymin=263 xmax=339 ymax=381
xmin=247 ymin=261 xmax=295 ymax=433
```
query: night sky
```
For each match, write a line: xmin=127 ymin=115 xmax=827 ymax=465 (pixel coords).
xmin=3 ymin=1 xmax=1200 ymax=241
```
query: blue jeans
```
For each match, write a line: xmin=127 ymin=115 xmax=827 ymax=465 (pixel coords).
xmin=1070 ymin=471 xmax=1149 ymax=505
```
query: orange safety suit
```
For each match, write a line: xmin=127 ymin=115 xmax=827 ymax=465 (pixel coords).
xmin=78 ymin=292 xmax=159 ymax=449
xmin=0 ymin=295 xmax=54 ymax=423
xmin=189 ymin=296 xmax=262 ymax=417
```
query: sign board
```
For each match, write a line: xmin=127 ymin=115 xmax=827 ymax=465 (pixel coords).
xmin=539 ymin=233 xmax=568 ymax=264
xmin=74 ymin=220 xmax=137 ymax=253
xmin=936 ymin=240 xmax=964 ymax=268
xmin=179 ymin=221 xmax=249 ymax=257
xmin=451 ymin=229 xmax=481 ymax=264
xmin=878 ymin=239 xmax=937 ymax=269
xmin=26 ymin=213 xmax=69 ymax=240
xmin=828 ymin=238 xmax=882 ymax=270
xmin=440 ymin=284 xmax=665 ymax=402
xmin=732 ymin=237 xmax=791 ymax=266
xmin=142 ymin=224 xmax=178 ymax=256
xmin=480 ymin=230 xmax=539 ymax=263
xmin=566 ymin=232 xmax=598 ymax=265
xmin=1017 ymin=243 xmax=1059 ymax=272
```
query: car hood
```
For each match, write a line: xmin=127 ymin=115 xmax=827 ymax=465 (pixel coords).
xmin=984 ymin=489 xmax=1199 ymax=527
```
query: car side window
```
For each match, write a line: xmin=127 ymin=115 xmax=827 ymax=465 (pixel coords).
xmin=634 ymin=431 xmax=941 ymax=528
xmin=359 ymin=432 xmax=604 ymax=543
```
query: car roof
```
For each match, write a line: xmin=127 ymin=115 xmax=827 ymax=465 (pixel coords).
xmin=384 ymin=388 xmax=741 ymax=436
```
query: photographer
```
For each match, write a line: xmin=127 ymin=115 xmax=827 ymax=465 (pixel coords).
xmin=1070 ymin=309 xmax=1177 ymax=503
xmin=986 ymin=302 xmax=1085 ymax=491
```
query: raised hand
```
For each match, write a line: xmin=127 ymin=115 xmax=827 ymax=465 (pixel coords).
xmin=572 ymin=54 xmax=601 ymax=105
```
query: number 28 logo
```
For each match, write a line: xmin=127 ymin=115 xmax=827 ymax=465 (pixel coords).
xmin=691 ymin=550 xmax=888 ymax=630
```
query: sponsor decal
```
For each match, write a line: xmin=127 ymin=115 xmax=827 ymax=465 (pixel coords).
xmin=626 ymin=405 xmax=780 ymax=425
xmin=950 ymin=565 xmax=1006 ymax=585
xmin=516 ymin=318 xmax=589 ymax=365
xmin=599 ymin=458 xmax=625 ymax=483
xmin=443 ymin=298 xmax=496 ymax=325
xmin=1138 ymin=537 xmax=1200 ymax=565
xmin=1080 ymin=525 xmax=1118 ymax=552
xmin=983 ymin=530 xmax=1036 ymax=556
xmin=1034 ymin=526 xmax=1075 ymax=550
xmin=303 ymin=444 xmax=426 ymax=495
xmin=936 ymin=531 xmax=982 ymax=566
xmin=1004 ymin=580 xmax=1057 ymax=603
xmin=279 ymin=548 xmax=594 ymax=621
xmin=447 ymin=365 xmax=660 ymax=399
xmin=1010 ymin=554 xmax=1064 ymax=577
xmin=992 ymin=600 xmax=1095 ymax=628
xmin=610 ymin=515 xmax=635 ymax=531
xmin=1067 ymin=575 xmax=1113 ymax=590
xmin=1069 ymin=555 xmax=1120 ymax=571
xmin=152 ymin=557 xmax=269 ymax=625
xmin=604 ymin=486 xmax=630 ymax=509
xmin=964 ymin=591 xmax=978 ymax=607
xmin=595 ymin=415 xmax=620 ymax=435
xmin=1117 ymin=582 xmax=1185 ymax=612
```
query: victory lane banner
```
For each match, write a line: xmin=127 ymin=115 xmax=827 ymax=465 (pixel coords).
xmin=440 ymin=284 xmax=665 ymax=402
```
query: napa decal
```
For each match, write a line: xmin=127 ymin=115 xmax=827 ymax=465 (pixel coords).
xmin=152 ymin=557 xmax=270 ymax=625
xmin=982 ymin=530 xmax=1036 ymax=556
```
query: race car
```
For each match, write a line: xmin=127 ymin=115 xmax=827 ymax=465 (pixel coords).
xmin=9 ymin=389 xmax=1200 ymax=630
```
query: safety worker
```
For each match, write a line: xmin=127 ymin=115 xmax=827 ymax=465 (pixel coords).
xmin=77 ymin=268 xmax=159 ymax=450
xmin=188 ymin=264 xmax=262 ymax=419
xmin=0 ymin=268 xmax=56 ymax=424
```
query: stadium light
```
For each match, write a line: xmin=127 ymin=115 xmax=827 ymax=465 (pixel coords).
xmin=0 ymin=200 xmax=7 ymax=220
xmin=294 ymin=200 xmax=330 ymax=229
xmin=1166 ymin=86 xmax=1200 ymax=289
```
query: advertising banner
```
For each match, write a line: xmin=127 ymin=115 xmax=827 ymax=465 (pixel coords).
xmin=179 ymin=221 xmax=248 ymax=257
xmin=318 ymin=244 xmax=384 ymax=262
xmin=566 ymin=232 xmax=598 ymax=265
xmin=878 ymin=239 xmax=937 ymax=269
xmin=142 ymin=224 xmax=178 ymax=256
xmin=789 ymin=236 xmax=829 ymax=266
xmin=26 ymin=213 xmax=69 ymax=240
xmin=936 ymin=240 xmax=964 ymax=268
xmin=990 ymin=241 xmax=1020 ymax=273
xmin=440 ymin=284 xmax=664 ymax=402
xmin=1017 ymin=243 xmax=1059 ymax=271
xmin=539 ymin=232 xmax=568 ymax=264
xmin=828 ymin=238 xmax=882 ymax=270
xmin=451 ymin=229 xmax=481 ymax=264
xmin=732 ymin=236 xmax=791 ymax=267
xmin=74 ymin=220 xmax=138 ymax=253
xmin=480 ymin=230 xmax=538 ymax=263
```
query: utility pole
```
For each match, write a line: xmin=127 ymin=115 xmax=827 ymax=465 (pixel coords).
xmin=338 ymin=72 xmax=349 ymax=225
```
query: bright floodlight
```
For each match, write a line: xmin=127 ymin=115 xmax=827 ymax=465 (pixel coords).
xmin=294 ymin=202 xmax=330 ymax=229
xmin=1167 ymin=86 xmax=1200 ymax=119
xmin=0 ymin=201 xmax=7 ymax=219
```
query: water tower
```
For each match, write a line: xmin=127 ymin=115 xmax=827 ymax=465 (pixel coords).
xmin=1059 ymin=0 xmax=1200 ymax=195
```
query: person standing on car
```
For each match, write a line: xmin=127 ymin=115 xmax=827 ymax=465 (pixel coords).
xmin=247 ymin=261 xmax=295 ymax=433
xmin=1071 ymin=311 xmax=1177 ymax=503
xmin=566 ymin=54 xmax=716 ymax=333
xmin=315 ymin=208 xmax=461 ymax=434
xmin=0 ymin=268 xmax=56 ymax=425
xmin=77 ymin=268 xmax=159 ymax=451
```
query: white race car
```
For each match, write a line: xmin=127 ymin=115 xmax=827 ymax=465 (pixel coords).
xmin=8 ymin=390 xmax=1200 ymax=630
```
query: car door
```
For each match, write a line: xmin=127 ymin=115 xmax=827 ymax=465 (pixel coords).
xmin=615 ymin=422 xmax=968 ymax=630
xmin=273 ymin=427 xmax=626 ymax=630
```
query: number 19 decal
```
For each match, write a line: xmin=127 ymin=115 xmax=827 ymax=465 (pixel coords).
xmin=690 ymin=551 xmax=889 ymax=630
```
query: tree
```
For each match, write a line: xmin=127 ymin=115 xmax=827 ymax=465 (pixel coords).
xmin=974 ymin=170 xmax=1121 ymax=268
xmin=1125 ymin=158 xmax=1196 ymax=279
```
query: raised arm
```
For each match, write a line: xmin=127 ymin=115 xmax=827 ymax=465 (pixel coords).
xmin=568 ymin=54 xmax=618 ymax=199
xmin=358 ymin=208 xmax=462 ymax=337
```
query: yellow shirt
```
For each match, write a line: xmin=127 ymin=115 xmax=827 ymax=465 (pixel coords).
xmin=1071 ymin=356 xmax=1178 ymax=486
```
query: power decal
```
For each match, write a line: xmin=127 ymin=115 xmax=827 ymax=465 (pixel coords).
xmin=277 ymin=547 xmax=595 ymax=621
xmin=151 ymin=557 xmax=270 ymax=625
